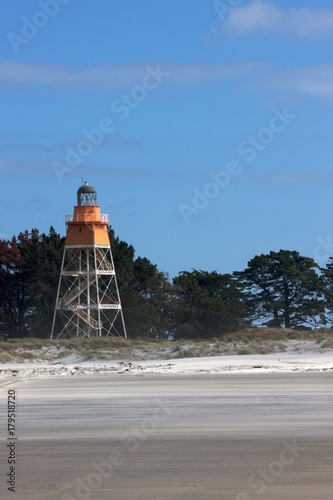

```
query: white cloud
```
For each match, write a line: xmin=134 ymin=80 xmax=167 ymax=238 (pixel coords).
xmin=226 ymin=0 xmax=333 ymax=38
xmin=1 ymin=61 xmax=333 ymax=98
xmin=239 ymin=169 xmax=333 ymax=184
xmin=265 ymin=171 xmax=333 ymax=183
xmin=0 ymin=61 xmax=259 ymax=88
xmin=170 ymin=62 xmax=259 ymax=82
xmin=264 ymin=65 xmax=333 ymax=97
xmin=0 ymin=61 xmax=150 ymax=88
xmin=0 ymin=157 xmax=24 ymax=173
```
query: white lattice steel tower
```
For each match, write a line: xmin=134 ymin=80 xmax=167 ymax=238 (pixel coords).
xmin=51 ymin=182 xmax=127 ymax=339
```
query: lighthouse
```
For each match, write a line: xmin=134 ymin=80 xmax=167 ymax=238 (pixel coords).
xmin=51 ymin=182 xmax=127 ymax=339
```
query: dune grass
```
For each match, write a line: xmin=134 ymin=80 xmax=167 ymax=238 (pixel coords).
xmin=0 ymin=328 xmax=332 ymax=363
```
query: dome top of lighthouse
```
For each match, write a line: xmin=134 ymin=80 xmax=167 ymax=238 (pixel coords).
xmin=77 ymin=182 xmax=97 ymax=206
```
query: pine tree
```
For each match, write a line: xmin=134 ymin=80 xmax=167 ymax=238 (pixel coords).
xmin=171 ymin=270 xmax=247 ymax=338
xmin=235 ymin=250 xmax=324 ymax=328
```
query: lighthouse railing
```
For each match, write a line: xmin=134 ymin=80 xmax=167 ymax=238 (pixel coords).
xmin=66 ymin=214 xmax=109 ymax=224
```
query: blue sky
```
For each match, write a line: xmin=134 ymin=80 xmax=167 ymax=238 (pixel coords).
xmin=1 ymin=0 xmax=333 ymax=277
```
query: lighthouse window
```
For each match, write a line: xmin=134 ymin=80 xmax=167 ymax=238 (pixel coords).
xmin=79 ymin=227 xmax=82 ymax=232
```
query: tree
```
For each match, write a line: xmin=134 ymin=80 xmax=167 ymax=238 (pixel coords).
xmin=319 ymin=257 xmax=333 ymax=326
xmin=29 ymin=227 xmax=64 ymax=336
xmin=109 ymin=228 xmax=171 ymax=337
xmin=235 ymin=250 xmax=324 ymax=328
xmin=0 ymin=228 xmax=64 ymax=338
xmin=0 ymin=225 xmax=171 ymax=339
xmin=0 ymin=235 xmax=22 ymax=337
xmin=171 ymin=270 xmax=247 ymax=338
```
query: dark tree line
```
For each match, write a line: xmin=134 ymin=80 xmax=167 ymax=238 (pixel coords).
xmin=0 ymin=227 xmax=332 ymax=339
xmin=0 ymin=228 xmax=64 ymax=338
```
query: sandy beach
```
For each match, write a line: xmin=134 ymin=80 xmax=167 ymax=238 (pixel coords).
xmin=0 ymin=347 xmax=332 ymax=499
xmin=0 ymin=345 xmax=333 ymax=382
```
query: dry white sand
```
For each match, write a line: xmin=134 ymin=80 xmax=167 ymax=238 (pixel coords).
xmin=1 ymin=348 xmax=332 ymax=383
xmin=3 ymin=371 xmax=333 ymax=499
xmin=1 ymin=342 xmax=332 ymax=499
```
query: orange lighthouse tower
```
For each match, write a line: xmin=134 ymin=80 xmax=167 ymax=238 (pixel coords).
xmin=51 ymin=182 xmax=127 ymax=339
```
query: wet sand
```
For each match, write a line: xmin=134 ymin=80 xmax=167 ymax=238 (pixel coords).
xmin=0 ymin=372 xmax=332 ymax=499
